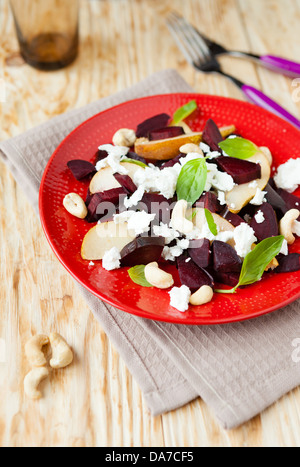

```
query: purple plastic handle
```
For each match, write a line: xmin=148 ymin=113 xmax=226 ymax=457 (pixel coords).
xmin=241 ymin=84 xmax=300 ymax=131
xmin=260 ymin=55 xmax=300 ymax=78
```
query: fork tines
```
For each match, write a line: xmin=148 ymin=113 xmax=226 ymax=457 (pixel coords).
xmin=166 ymin=11 xmax=211 ymax=67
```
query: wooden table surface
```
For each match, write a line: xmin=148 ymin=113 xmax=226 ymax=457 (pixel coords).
xmin=1 ymin=0 xmax=300 ymax=447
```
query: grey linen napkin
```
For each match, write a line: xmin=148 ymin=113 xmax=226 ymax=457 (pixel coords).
xmin=2 ymin=69 xmax=300 ymax=430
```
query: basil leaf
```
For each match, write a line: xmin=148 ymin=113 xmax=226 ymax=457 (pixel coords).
xmin=171 ymin=100 xmax=197 ymax=125
xmin=128 ymin=264 xmax=152 ymax=287
xmin=215 ymin=235 xmax=284 ymax=294
xmin=204 ymin=208 xmax=218 ymax=236
xmin=237 ymin=235 xmax=284 ymax=287
xmin=176 ymin=158 xmax=207 ymax=205
xmin=218 ymin=137 xmax=257 ymax=160
xmin=121 ymin=157 xmax=148 ymax=168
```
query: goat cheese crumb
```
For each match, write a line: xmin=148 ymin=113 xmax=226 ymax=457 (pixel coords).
xmin=217 ymin=191 xmax=226 ymax=205
xmin=233 ymin=223 xmax=257 ymax=258
xmin=205 ymin=164 xmax=235 ymax=192
xmin=153 ymin=223 xmax=180 ymax=244
xmin=133 ymin=165 xmax=180 ymax=199
xmin=123 ymin=185 xmax=145 ymax=208
xmin=250 ymin=188 xmax=267 ymax=205
xmin=96 ymin=144 xmax=129 ymax=174
xmin=169 ymin=285 xmax=191 ymax=312
xmin=254 ymin=210 xmax=265 ymax=224
xmin=280 ymin=239 xmax=288 ymax=256
xmin=274 ymin=158 xmax=300 ymax=193
xmin=102 ymin=247 xmax=121 ymax=271
xmin=113 ymin=210 xmax=155 ymax=235
xmin=200 ymin=142 xmax=210 ymax=153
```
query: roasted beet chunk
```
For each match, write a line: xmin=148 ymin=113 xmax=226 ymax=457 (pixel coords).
xmin=215 ymin=156 xmax=261 ymax=185
xmin=177 ymin=253 xmax=214 ymax=292
xmin=120 ymin=237 xmax=165 ymax=267
xmin=194 ymin=191 xmax=222 ymax=213
xmin=221 ymin=207 xmax=245 ymax=227
xmin=136 ymin=113 xmax=171 ymax=138
xmin=138 ymin=193 xmax=175 ymax=224
xmin=86 ymin=188 xmax=127 ymax=222
xmin=161 ymin=154 xmax=184 ymax=168
xmin=188 ymin=238 xmax=211 ymax=269
xmin=212 ymin=240 xmax=242 ymax=273
xmin=264 ymin=183 xmax=288 ymax=219
xmin=202 ymin=119 xmax=223 ymax=151
xmin=113 ymin=174 xmax=137 ymax=194
xmin=148 ymin=126 xmax=184 ymax=141
xmin=276 ymin=189 xmax=300 ymax=214
xmin=213 ymin=271 xmax=240 ymax=287
xmin=275 ymin=253 xmax=300 ymax=273
xmin=95 ymin=149 xmax=109 ymax=163
xmin=67 ymin=160 xmax=96 ymax=180
xmin=250 ymin=203 xmax=278 ymax=242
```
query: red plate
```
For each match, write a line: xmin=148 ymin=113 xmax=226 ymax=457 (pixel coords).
xmin=39 ymin=93 xmax=300 ymax=325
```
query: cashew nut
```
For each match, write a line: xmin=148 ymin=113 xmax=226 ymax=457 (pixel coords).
xmin=170 ymin=200 xmax=194 ymax=235
xmin=144 ymin=262 xmax=174 ymax=289
xmin=189 ymin=285 xmax=214 ymax=306
xmin=179 ymin=144 xmax=204 ymax=156
xmin=63 ymin=193 xmax=87 ymax=219
xmin=112 ymin=128 xmax=136 ymax=147
xmin=49 ymin=333 xmax=73 ymax=369
xmin=25 ymin=334 xmax=50 ymax=367
xmin=279 ymin=209 xmax=300 ymax=244
xmin=24 ymin=367 xmax=49 ymax=400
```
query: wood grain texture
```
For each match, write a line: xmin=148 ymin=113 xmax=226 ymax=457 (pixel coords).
xmin=1 ymin=0 xmax=300 ymax=447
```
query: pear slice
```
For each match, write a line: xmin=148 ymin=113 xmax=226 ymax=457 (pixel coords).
xmin=225 ymin=149 xmax=271 ymax=214
xmin=134 ymin=125 xmax=236 ymax=161
xmin=89 ymin=162 xmax=144 ymax=194
xmin=81 ymin=221 xmax=136 ymax=260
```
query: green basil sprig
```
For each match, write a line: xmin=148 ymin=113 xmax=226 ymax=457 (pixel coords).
xmin=218 ymin=137 xmax=257 ymax=160
xmin=215 ymin=235 xmax=284 ymax=294
xmin=121 ymin=157 xmax=148 ymax=168
xmin=128 ymin=264 xmax=152 ymax=287
xmin=204 ymin=208 xmax=218 ymax=236
xmin=176 ymin=158 xmax=207 ymax=205
xmin=171 ymin=100 xmax=197 ymax=125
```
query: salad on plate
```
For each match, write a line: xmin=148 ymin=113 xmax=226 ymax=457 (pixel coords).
xmin=62 ymin=100 xmax=300 ymax=313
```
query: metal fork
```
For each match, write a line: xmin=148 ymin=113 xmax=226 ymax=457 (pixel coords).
xmin=166 ymin=12 xmax=300 ymax=130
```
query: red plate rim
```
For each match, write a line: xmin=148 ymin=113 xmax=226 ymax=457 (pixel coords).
xmin=39 ymin=93 xmax=300 ymax=325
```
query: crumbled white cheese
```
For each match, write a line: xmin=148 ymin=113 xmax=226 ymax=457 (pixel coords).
xmin=113 ymin=210 xmax=155 ymax=235
xmin=123 ymin=185 xmax=145 ymax=209
xmin=217 ymin=191 xmax=226 ymax=205
xmin=280 ymin=239 xmax=288 ymax=256
xmin=89 ymin=261 xmax=95 ymax=266
xmin=254 ymin=210 xmax=265 ymax=224
xmin=274 ymin=158 xmax=300 ymax=193
xmin=96 ymin=144 xmax=130 ymax=174
xmin=169 ymin=285 xmax=191 ymax=312
xmin=200 ymin=142 xmax=210 ymax=153
xmin=102 ymin=247 xmax=121 ymax=271
xmin=161 ymin=238 xmax=189 ymax=261
xmin=205 ymin=163 xmax=235 ymax=192
xmin=133 ymin=165 xmax=180 ymax=200
xmin=206 ymin=150 xmax=221 ymax=160
xmin=250 ymin=188 xmax=267 ymax=205
xmin=153 ymin=223 xmax=180 ymax=244
xmin=233 ymin=223 xmax=257 ymax=258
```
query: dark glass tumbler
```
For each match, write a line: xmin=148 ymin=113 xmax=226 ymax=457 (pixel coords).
xmin=10 ymin=0 xmax=79 ymax=71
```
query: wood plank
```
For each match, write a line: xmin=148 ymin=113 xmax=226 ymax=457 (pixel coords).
xmin=0 ymin=0 xmax=300 ymax=447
